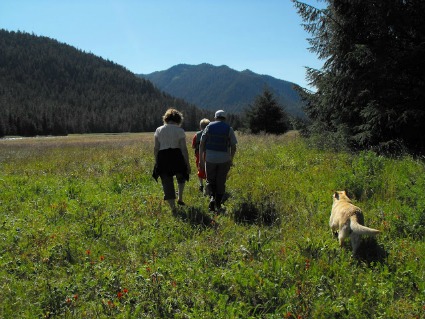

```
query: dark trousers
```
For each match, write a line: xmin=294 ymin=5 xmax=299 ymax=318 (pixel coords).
xmin=160 ymin=173 xmax=186 ymax=200
xmin=205 ymin=161 xmax=231 ymax=201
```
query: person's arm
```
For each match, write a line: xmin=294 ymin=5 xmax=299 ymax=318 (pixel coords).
xmin=199 ymin=138 xmax=206 ymax=171
xmin=154 ymin=135 xmax=160 ymax=161
xmin=230 ymin=144 xmax=237 ymax=165
xmin=198 ymin=127 xmax=208 ymax=171
xmin=179 ymin=137 xmax=191 ymax=174
xmin=229 ymin=128 xmax=237 ymax=165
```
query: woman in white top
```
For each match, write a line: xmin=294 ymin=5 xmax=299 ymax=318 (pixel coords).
xmin=153 ymin=108 xmax=191 ymax=211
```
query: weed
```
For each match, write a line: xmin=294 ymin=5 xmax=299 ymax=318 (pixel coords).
xmin=0 ymin=133 xmax=424 ymax=318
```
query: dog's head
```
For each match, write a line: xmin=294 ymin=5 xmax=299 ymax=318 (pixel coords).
xmin=333 ymin=190 xmax=352 ymax=203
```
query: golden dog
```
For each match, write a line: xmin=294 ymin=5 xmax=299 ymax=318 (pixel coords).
xmin=330 ymin=191 xmax=380 ymax=254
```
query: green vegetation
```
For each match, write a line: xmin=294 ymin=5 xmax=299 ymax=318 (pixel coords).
xmin=293 ymin=1 xmax=425 ymax=153
xmin=0 ymin=133 xmax=424 ymax=318
xmin=0 ymin=30 xmax=209 ymax=137
xmin=244 ymin=88 xmax=290 ymax=135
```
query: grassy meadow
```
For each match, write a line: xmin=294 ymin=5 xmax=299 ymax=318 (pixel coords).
xmin=0 ymin=132 xmax=424 ymax=318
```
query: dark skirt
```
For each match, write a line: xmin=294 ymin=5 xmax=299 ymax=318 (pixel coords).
xmin=152 ymin=148 xmax=189 ymax=181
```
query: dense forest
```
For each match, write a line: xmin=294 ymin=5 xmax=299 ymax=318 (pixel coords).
xmin=293 ymin=0 xmax=425 ymax=154
xmin=0 ymin=29 xmax=215 ymax=137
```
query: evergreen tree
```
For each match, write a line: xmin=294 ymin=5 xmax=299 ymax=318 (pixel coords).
xmin=293 ymin=0 xmax=425 ymax=153
xmin=245 ymin=88 xmax=289 ymax=134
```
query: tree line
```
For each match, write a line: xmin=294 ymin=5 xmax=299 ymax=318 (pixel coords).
xmin=0 ymin=30 xmax=214 ymax=136
xmin=0 ymin=29 xmax=280 ymax=138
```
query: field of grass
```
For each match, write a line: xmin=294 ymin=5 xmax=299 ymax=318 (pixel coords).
xmin=0 ymin=132 xmax=424 ymax=318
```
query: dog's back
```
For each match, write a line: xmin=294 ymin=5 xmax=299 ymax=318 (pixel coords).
xmin=330 ymin=191 xmax=380 ymax=254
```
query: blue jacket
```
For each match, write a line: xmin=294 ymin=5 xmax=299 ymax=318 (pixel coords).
xmin=205 ymin=121 xmax=230 ymax=152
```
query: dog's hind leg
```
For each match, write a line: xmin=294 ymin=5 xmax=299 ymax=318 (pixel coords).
xmin=350 ymin=233 xmax=361 ymax=255
xmin=338 ymin=225 xmax=350 ymax=248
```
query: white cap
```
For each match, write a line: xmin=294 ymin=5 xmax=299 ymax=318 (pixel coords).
xmin=214 ymin=110 xmax=226 ymax=119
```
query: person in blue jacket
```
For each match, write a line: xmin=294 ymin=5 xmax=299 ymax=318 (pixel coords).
xmin=199 ymin=110 xmax=237 ymax=212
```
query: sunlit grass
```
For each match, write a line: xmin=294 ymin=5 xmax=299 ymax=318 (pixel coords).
xmin=0 ymin=132 xmax=424 ymax=318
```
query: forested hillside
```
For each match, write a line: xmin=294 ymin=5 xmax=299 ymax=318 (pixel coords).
xmin=139 ymin=63 xmax=306 ymax=118
xmin=0 ymin=30 xmax=210 ymax=137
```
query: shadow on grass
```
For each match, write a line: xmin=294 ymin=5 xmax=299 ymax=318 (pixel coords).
xmin=232 ymin=199 xmax=280 ymax=227
xmin=354 ymin=237 xmax=388 ymax=265
xmin=173 ymin=206 xmax=216 ymax=229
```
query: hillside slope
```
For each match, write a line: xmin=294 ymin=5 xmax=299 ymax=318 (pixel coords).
xmin=139 ymin=63 xmax=306 ymax=118
xmin=0 ymin=30 xmax=207 ymax=136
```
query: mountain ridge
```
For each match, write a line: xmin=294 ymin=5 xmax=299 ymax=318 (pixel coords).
xmin=139 ymin=63 xmax=306 ymax=118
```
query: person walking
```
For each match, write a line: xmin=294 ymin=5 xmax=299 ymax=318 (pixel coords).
xmin=192 ymin=118 xmax=210 ymax=193
xmin=153 ymin=108 xmax=191 ymax=212
xmin=199 ymin=110 xmax=237 ymax=212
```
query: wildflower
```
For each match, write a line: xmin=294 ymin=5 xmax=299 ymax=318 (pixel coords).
xmin=285 ymin=312 xmax=292 ymax=318
xmin=305 ymin=259 xmax=311 ymax=270
xmin=86 ymin=249 xmax=91 ymax=255
xmin=123 ymin=288 xmax=129 ymax=294
xmin=117 ymin=291 xmax=123 ymax=299
xmin=66 ymin=298 xmax=72 ymax=304
xmin=100 ymin=255 xmax=105 ymax=261
xmin=73 ymin=294 xmax=78 ymax=300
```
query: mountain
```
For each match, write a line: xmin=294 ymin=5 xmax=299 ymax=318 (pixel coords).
xmin=138 ymin=63 xmax=306 ymax=118
xmin=0 ymin=30 xmax=209 ymax=137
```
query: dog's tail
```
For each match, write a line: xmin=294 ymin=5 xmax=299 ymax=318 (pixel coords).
xmin=350 ymin=217 xmax=380 ymax=235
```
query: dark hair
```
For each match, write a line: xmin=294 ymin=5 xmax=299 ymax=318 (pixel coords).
xmin=163 ymin=108 xmax=183 ymax=125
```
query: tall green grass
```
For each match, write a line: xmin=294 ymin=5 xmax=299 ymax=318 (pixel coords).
xmin=0 ymin=132 xmax=424 ymax=318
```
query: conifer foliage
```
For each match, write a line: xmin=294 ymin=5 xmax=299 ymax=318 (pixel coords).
xmin=293 ymin=0 xmax=425 ymax=153
xmin=245 ymin=88 xmax=289 ymax=134
xmin=0 ymin=30 xmax=209 ymax=137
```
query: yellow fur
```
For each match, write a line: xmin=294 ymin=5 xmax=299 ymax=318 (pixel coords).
xmin=330 ymin=191 xmax=380 ymax=254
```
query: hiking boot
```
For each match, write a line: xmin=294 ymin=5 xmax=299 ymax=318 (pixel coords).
xmin=199 ymin=185 xmax=204 ymax=193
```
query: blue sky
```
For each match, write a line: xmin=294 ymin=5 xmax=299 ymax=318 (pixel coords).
xmin=1 ymin=0 xmax=324 ymax=89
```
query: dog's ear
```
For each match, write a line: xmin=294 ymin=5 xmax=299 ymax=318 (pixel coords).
xmin=334 ymin=191 xmax=339 ymax=200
